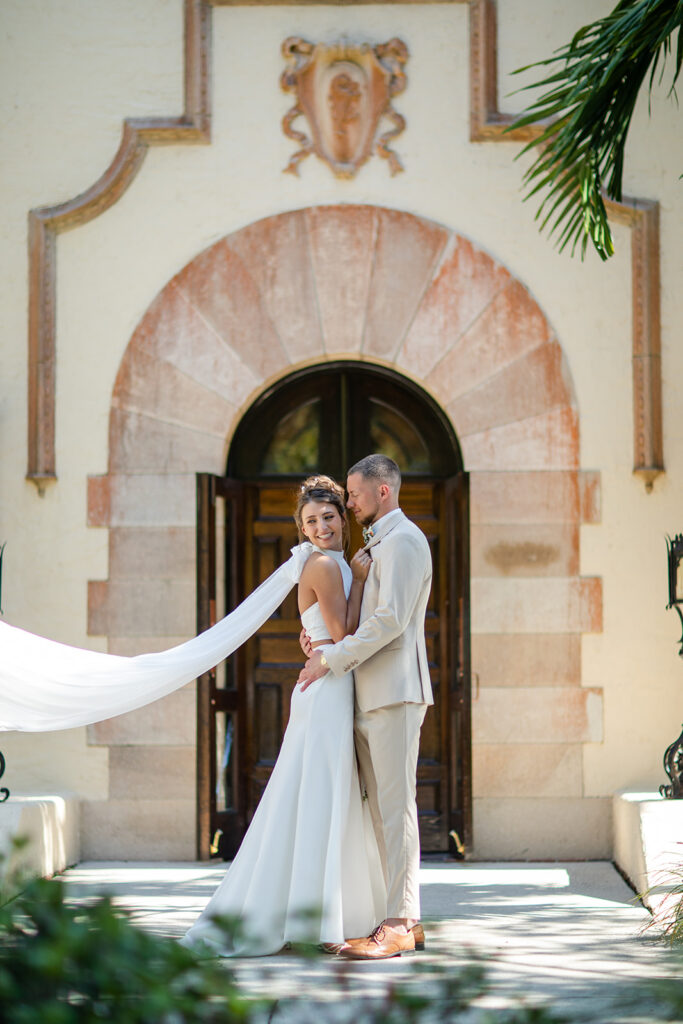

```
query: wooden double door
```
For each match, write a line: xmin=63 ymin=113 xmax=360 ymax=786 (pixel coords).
xmin=196 ymin=473 xmax=471 ymax=861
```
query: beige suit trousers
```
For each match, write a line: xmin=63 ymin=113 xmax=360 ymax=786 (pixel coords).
xmin=354 ymin=701 xmax=427 ymax=920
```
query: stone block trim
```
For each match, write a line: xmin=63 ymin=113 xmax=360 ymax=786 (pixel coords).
xmin=87 ymin=476 xmax=110 ymax=528
xmin=472 ymin=797 xmax=612 ymax=860
xmin=473 ymin=687 xmax=603 ymax=745
xmin=470 ymin=471 xmax=601 ymax=525
xmin=471 ymin=578 xmax=602 ymax=634
xmin=473 ymin=744 xmax=583 ymax=799
xmin=109 ymin=746 xmax=195 ymax=801
xmin=109 ymin=527 xmax=195 ymax=581
xmin=472 ymin=634 xmax=581 ymax=688
xmin=88 ymin=475 xmax=196 ymax=528
xmin=87 ymin=686 xmax=195 ymax=747
xmin=470 ymin=522 xmax=579 ymax=578
xmin=81 ymin=799 xmax=194 ymax=860
xmin=107 ymin=636 xmax=191 ymax=656
xmin=88 ymin=579 xmax=194 ymax=638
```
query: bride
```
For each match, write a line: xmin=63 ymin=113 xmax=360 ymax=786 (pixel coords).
xmin=0 ymin=475 xmax=386 ymax=955
xmin=181 ymin=475 xmax=386 ymax=955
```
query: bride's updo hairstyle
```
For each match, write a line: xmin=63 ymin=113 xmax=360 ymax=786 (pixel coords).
xmin=294 ymin=475 xmax=349 ymax=548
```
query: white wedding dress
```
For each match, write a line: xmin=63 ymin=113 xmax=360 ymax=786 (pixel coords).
xmin=181 ymin=547 xmax=386 ymax=956
xmin=0 ymin=541 xmax=386 ymax=956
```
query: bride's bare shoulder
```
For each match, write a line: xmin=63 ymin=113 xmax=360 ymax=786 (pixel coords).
xmin=299 ymin=551 xmax=342 ymax=585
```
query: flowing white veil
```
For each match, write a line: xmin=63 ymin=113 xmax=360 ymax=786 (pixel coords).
xmin=0 ymin=543 xmax=314 ymax=733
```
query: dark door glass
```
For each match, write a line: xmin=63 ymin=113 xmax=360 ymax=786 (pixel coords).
xmin=367 ymin=398 xmax=431 ymax=472
xmin=228 ymin=363 xmax=460 ymax=479
xmin=262 ymin=398 xmax=321 ymax=475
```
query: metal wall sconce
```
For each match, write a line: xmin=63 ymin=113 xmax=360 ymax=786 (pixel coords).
xmin=0 ymin=754 xmax=8 ymax=803
xmin=661 ymin=535 xmax=683 ymax=798
xmin=666 ymin=534 xmax=683 ymax=656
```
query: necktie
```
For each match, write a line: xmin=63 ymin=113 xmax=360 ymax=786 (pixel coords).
xmin=362 ymin=525 xmax=374 ymax=545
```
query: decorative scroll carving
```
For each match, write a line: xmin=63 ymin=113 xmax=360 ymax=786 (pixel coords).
xmin=281 ymin=37 xmax=408 ymax=178
xmin=468 ymin=0 xmax=664 ymax=488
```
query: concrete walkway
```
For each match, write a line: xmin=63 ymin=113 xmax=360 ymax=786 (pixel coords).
xmin=62 ymin=859 xmax=680 ymax=1022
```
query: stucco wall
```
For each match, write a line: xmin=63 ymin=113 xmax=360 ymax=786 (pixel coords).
xmin=1 ymin=0 xmax=682 ymax=857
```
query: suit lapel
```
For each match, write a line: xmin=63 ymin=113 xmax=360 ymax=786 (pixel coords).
xmin=364 ymin=509 xmax=405 ymax=551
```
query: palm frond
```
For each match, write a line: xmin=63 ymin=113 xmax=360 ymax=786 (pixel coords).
xmin=507 ymin=0 xmax=683 ymax=259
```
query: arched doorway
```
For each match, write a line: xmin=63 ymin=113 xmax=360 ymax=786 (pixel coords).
xmin=88 ymin=204 xmax=597 ymax=864
xmin=196 ymin=362 xmax=470 ymax=860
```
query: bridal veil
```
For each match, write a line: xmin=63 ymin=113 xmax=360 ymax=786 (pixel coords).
xmin=0 ymin=543 xmax=313 ymax=732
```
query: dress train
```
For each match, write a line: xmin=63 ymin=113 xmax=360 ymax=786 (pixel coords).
xmin=181 ymin=668 xmax=386 ymax=956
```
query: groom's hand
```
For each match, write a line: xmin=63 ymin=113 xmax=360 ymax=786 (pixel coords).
xmin=298 ymin=650 xmax=327 ymax=691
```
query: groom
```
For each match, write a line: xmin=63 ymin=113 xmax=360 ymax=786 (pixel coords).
xmin=298 ymin=453 xmax=433 ymax=959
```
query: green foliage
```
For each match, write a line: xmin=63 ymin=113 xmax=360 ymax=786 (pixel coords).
xmin=508 ymin=0 xmax=683 ymax=260
xmin=649 ymin=969 xmax=683 ymax=1020
xmin=0 ymin=874 xmax=265 ymax=1023
xmin=659 ymin=883 xmax=683 ymax=946
xmin=641 ymin=854 xmax=683 ymax=946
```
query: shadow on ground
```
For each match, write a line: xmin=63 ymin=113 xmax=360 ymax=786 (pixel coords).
xmin=62 ymin=860 xmax=681 ymax=1022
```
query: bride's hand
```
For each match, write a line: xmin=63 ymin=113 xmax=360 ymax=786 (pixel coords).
xmin=350 ymin=548 xmax=372 ymax=583
xmin=299 ymin=628 xmax=313 ymax=657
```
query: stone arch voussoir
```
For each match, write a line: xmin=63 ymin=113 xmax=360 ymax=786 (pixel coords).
xmin=106 ymin=205 xmax=580 ymax=480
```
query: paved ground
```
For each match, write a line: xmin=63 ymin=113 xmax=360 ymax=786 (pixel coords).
xmin=62 ymin=859 xmax=681 ymax=1022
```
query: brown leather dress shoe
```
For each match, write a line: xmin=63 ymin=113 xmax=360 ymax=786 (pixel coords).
xmin=338 ymin=923 xmax=416 ymax=960
xmin=342 ymin=923 xmax=425 ymax=952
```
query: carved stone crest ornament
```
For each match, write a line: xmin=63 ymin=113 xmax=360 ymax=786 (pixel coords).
xmin=281 ymin=37 xmax=408 ymax=178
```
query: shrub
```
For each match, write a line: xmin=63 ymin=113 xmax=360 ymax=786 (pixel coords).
xmin=0 ymin=873 xmax=264 ymax=1023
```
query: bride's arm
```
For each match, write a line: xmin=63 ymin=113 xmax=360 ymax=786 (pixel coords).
xmin=344 ymin=549 xmax=371 ymax=635
xmin=300 ymin=556 xmax=349 ymax=643
xmin=300 ymin=552 xmax=370 ymax=643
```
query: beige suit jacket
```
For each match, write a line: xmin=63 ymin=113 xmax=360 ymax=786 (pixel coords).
xmin=323 ymin=509 xmax=434 ymax=713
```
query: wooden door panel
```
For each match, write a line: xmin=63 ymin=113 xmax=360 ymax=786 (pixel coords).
xmin=196 ymin=474 xmax=244 ymax=860
xmin=401 ymin=483 xmax=450 ymax=851
xmin=242 ymin=485 xmax=300 ymax=823
xmin=446 ymin=473 xmax=472 ymax=850
xmin=257 ymin=635 xmax=303 ymax=662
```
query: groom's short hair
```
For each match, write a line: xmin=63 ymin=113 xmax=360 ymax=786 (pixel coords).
xmin=348 ymin=454 xmax=401 ymax=492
